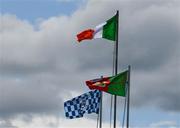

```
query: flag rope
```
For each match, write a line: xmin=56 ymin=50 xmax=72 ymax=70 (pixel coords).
xmin=122 ymin=83 xmax=128 ymax=128
xmin=110 ymin=95 xmax=113 ymax=128
xmin=110 ymin=35 xmax=116 ymax=128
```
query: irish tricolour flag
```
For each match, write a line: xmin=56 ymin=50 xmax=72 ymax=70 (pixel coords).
xmin=77 ymin=14 xmax=117 ymax=42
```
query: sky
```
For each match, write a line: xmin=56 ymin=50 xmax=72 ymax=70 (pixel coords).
xmin=0 ymin=0 xmax=180 ymax=128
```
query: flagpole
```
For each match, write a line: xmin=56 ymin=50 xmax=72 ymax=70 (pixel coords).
xmin=99 ymin=76 xmax=103 ymax=128
xmin=99 ymin=91 xmax=103 ymax=128
xmin=113 ymin=10 xmax=119 ymax=128
xmin=127 ymin=65 xmax=131 ymax=128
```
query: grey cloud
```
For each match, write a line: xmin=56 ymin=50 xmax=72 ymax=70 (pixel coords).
xmin=130 ymin=58 xmax=180 ymax=111
xmin=0 ymin=0 xmax=179 ymax=125
xmin=0 ymin=119 xmax=16 ymax=128
xmin=0 ymin=77 xmax=63 ymax=117
xmin=75 ymin=0 xmax=180 ymax=72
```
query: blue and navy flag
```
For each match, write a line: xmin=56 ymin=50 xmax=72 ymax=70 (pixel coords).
xmin=64 ymin=90 xmax=101 ymax=119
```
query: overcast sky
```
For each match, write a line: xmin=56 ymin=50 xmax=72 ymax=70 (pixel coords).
xmin=0 ymin=0 xmax=180 ymax=128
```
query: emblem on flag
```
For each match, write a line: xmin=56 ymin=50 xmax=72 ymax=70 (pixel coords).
xmin=86 ymin=71 xmax=128 ymax=96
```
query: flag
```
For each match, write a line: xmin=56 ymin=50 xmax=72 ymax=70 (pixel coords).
xmin=77 ymin=14 xmax=117 ymax=42
xmin=86 ymin=71 xmax=128 ymax=96
xmin=64 ymin=90 xmax=101 ymax=119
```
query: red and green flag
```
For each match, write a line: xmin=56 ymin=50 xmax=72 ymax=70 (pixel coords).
xmin=77 ymin=14 xmax=117 ymax=42
xmin=86 ymin=71 xmax=128 ymax=97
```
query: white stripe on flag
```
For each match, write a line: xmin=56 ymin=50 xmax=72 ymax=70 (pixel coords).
xmin=94 ymin=22 xmax=106 ymax=39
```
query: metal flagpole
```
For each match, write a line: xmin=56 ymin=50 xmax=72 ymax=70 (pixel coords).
xmin=99 ymin=91 xmax=103 ymax=128
xmin=96 ymin=112 xmax=99 ymax=128
xmin=99 ymin=76 xmax=103 ymax=128
xmin=126 ymin=65 xmax=131 ymax=128
xmin=113 ymin=10 xmax=119 ymax=128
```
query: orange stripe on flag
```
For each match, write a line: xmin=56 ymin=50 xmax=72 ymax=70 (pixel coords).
xmin=76 ymin=29 xmax=94 ymax=42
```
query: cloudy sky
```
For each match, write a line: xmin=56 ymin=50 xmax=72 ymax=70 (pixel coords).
xmin=0 ymin=0 xmax=180 ymax=128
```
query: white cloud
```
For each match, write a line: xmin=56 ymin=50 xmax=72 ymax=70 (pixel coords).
xmin=11 ymin=115 xmax=58 ymax=128
xmin=150 ymin=120 xmax=178 ymax=128
xmin=8 ymin=115 xmax=114 ymax=128
xmin=0 ymin=0 xmax=180 ymax=127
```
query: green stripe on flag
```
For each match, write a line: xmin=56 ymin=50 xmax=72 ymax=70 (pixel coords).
xmin=107 ymin=70 xmax=128 ymax=96
xmin=102 ymin=14 xmax=117 ymax=41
